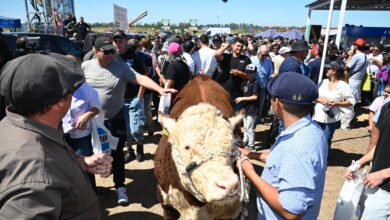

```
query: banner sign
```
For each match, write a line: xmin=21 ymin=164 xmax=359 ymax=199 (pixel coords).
xmin=113 ymin=4 xmax=128 ymax=30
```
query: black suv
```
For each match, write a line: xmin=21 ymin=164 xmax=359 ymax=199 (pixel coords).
xmin=3 ymin=32 xmax=83 ymax=59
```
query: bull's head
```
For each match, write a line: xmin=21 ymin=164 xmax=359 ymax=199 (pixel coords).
xmin=160 ymin=103 xmax=242 ymax=203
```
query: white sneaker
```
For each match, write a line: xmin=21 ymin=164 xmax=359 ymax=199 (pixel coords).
xmin=116 ymin=187 xmax=128 ymax=205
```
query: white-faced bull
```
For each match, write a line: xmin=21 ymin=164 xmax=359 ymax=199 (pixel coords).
xmin=154 ymin=76 xmax=248 ymax=220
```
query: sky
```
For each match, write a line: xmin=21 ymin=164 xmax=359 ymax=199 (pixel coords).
xmin=0 ymin=0 xmax=389 ymax=27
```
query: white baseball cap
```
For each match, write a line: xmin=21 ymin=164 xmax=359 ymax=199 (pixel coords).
xmin=279 ymin=47 xmax=291 ymax=55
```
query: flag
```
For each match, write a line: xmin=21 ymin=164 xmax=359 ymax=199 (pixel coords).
xmin=53 ymin=8 xmax=62 ymax=28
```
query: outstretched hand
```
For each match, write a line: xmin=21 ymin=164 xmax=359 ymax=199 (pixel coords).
xmin=159 ymin=88 xmax=177 ymax=96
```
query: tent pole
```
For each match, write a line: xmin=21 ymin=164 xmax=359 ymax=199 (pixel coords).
xmin=335 ymin=0 xmax=348 ymax=48
xmin=305 ymin=9 xmax=312 ymax=41
xmin=318 ymin=0 xmax=335 ymax=85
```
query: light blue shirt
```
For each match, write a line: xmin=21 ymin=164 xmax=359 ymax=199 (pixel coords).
xmin=250 ymin=56 xmax=273 ymax=88
xmin=258 ymin=116 xmax=328 ymax=220
xmin=373 ymin=96 xmax=390 ymax=124
xmin=347 ymin=52 xmax=368 ymax=81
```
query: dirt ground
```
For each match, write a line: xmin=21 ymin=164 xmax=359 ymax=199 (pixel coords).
xmin=95 ymin=110 xmax=370 ymax=220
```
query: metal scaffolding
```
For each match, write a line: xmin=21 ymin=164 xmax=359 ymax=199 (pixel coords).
xmin=24 ymin=0 xmax=75 ymax=34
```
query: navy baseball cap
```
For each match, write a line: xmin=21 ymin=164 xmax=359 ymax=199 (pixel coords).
xmin=267 ymin=72 xmax=318 ymax=105
xmin=245 ymin=64 xmax=257 ymax=73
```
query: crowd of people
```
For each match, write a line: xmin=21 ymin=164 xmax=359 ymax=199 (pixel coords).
xmin=62 ymin=14 xmax=91 ymax=41
xmin=0 ymin=24 xmax=389 ymax=219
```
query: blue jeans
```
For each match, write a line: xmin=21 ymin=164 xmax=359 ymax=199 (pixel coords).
xmin=316 ymin=121 xmax=340 ymax=148
xmin=143 ymin=93 xmax=154 ymax=132
xmin=124 ymin=97 xmax=145 ymax=144
xmin=65 ymin=134 xmax=93 ymax=157
xmin=243 ymin=114 xmax=257 ymax=147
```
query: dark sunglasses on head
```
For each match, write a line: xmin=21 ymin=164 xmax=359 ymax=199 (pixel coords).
xmin=100 ymin=49 xmax=115 ymax=55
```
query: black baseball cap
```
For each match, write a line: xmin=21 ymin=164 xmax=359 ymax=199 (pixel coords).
xmin=94 ymin=36 xmax=114 ymax=51
xmin=212 ymin=35 xmax=222 ymax=42
xmin=245 ymin=64 xmax=257 ymax=73
xmin=112 ymin=29 xmax=126 ymax=39
xmin=324 ymin=61 xmax=344 ymax=74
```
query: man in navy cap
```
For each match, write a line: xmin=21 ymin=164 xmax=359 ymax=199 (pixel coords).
xmin=239 ymin=72 xmax=328 ymax=220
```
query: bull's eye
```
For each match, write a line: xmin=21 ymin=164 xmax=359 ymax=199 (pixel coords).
xmin=184 ymin=146 xmax=190 ymax=150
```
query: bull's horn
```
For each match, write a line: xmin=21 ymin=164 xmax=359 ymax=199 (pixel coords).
xmin=228 ymin=113 xmax=244 ymax=130
xmin=158 ymin=111 xmax=176 ymax=134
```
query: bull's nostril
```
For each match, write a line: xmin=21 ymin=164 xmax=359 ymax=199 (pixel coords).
xmin=216 ymin=183 xmax=226 ymax=190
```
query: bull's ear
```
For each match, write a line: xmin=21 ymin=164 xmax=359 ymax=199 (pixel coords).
xmin=158 ymin=111 xmax=176 ymax=134
xmin=228 ymin=113 xmax=244 ymax=130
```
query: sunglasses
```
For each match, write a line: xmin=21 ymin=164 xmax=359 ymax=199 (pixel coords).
xmin=100 ymin=49 xmax=115 ymax=55
xmin=113 ymin=38 xmax=125 ymax=43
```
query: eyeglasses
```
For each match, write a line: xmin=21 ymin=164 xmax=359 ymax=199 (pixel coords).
xmin=100 ymin=49 xmax=115 ymax=55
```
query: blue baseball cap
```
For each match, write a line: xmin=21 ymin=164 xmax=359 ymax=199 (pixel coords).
xmin=267 ymin=72 xmax=318 ymax=105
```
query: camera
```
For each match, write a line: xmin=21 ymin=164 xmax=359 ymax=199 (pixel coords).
xmin=323 ymin=105 xmax=335 ymax=118
xmin=227 ymin=37 xmax=235 ymax=45
xmin=15 ymin=36 xmax=40 ymax=55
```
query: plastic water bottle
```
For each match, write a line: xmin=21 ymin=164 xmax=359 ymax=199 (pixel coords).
xmin=97 ymin=127 xmax=111 ymax=154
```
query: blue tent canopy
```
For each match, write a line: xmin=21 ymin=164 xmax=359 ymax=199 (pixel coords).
xmin=254 ymin=29 xmax=281 ymax=38
xmin=282 ymin=29 xmax=304 ymax=40
xmin=0 ymin=16 xmax=21 ymax=28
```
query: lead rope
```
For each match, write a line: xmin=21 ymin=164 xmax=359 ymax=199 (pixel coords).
xmin=231 ymin=143 xmax=251 ymax=220
xmin=237 ymin=156 xmax=250 ymax=203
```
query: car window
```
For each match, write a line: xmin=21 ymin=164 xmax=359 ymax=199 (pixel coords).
xmin=37 ymin=35 xmax=81 ymax=58
xmin=57 ymin=36 xmax=82 ymax=57
xmin=39 ymin=35 xmax=63 ymax=53
xmin=3 ymin=35 xmax=16 ymax=52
